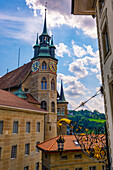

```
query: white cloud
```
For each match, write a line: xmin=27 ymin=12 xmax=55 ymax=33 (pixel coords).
xmin=69 ymin=61 xmax=89 ymax=79
xmin=96 ymin=74 xmax=102 ymax=84
xmin=25 ymin=0 xmax=97 ymax=39
xmin=56 ymin=43 xmax=71 ymax=58
xmin=85 ymin=96 xmax=104 ymax=113
xmin=90 ymin=68 xmax=99 ymax=73
xmin=57 ymin=73 xmax=104 ymax=112
xmin=0 ymin=13 xmax=43 ymax=43
xmin=57 ymin=73 xmax=86 ymax=98
xmin=72 ymin=41 xmax=87 ymax=58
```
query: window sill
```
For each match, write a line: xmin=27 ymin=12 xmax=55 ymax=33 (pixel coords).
xmin=25 ymin=154 xmax=29 ymax=156
xmin=11 ymin=157 xmax=16 ymax=160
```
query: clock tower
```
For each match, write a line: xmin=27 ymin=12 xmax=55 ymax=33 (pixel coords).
xmin=30 ymin=9 xmax=58 ymax=141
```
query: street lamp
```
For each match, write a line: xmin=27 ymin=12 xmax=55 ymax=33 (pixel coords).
xmin=56 ymin=135 xmax=65 ymax=156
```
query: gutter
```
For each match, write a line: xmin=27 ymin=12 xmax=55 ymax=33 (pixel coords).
xmin=0 ymin=104 xmax=47 ymax=115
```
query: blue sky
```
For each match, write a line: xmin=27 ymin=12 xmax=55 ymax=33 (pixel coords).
xmin=0 ymin=0 xmax=104 ymax=112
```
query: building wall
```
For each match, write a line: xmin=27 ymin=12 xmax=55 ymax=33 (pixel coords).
xmin=0 ymin=106 xmax=45 ymax=170
xmin=96 ymin=0 xmax=113 ymax=166
xmin=22 ymin=57 xmax=58 ymax=141
xmin=42 ymin=151 xmax=105 ymax=170
xmin=57 ymin=103 xmax=68 ymax=135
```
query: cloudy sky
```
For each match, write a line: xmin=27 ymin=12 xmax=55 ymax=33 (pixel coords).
xmin=0 ymin=0 xmax=104 ymax=112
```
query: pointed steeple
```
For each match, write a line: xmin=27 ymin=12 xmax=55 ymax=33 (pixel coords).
xmin=59 ymin=80 xmax=66 ymax=102
xmin=51 ymin=35 xmax=53 ymax=46
xmin=43 ymin=9 xmax=47 ymax=34
xmin=36 ymin=33 xmax=39 ymax=44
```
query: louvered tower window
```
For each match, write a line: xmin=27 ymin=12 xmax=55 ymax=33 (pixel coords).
xmin=41 ymin=77 xmax=47 ymax=90
xmin=42 ymin=61 xmax=47 ymax=69
xmin=51 ymin=101 xmax=55 ymax=112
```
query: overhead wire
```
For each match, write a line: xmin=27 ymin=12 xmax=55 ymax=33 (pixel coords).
xmin=73 ymin=86 xmax=103 ymax=111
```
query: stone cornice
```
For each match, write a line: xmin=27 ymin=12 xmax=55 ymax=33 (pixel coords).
xmin=0 ymin=104 xmax=47 ymax=115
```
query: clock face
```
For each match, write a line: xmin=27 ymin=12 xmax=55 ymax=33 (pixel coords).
xmin=49 ymin=61 xmax=57 ymax=73
xmin=32 ymin=60 xmax=40 ymax=72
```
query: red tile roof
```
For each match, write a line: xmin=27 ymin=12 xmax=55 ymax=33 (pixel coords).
xmin=37 ymin=135 xmax=81 ymax=152
xmin=0 ymin=89 xmax=46 ymax=112
xmin=25 ymin=93 xmax=41 ymax=105
xmin=0 ymin=62 xmax=32 ymax=90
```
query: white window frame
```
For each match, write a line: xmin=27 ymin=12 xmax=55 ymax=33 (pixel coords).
xmin=26 ymin=122 xmax=30 ymax=133
xmin=25 ymin=143 xmax=30 ymax=156
xmin=37 ymin=122 xmax=40 ymax=132
xmin=0 ymin=121 xmax=3 ymax=135
xmin=13 ymin=121 xmax=18 ymax=134
xmin=11 ymin=145 xmax=17 ymax=159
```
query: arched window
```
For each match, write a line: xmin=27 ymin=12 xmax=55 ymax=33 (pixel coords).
xmin=41 ymin=77 xmax=47 ymax=90
xmin=51 ymin=79 xmax=55 ymax=91
xmin=41 ymin=101 xmax=47 ymax=111
xmin=42 ymin=61 xmax=47 ymax=70
xmin=51 ymin=101 xmax=55 ymax=113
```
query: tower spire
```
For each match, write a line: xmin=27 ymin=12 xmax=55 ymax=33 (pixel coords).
xmin=43 ymin=8 xmax=47 ymax=34
xmin=51 ymin=35 xmax=53 ymax=45
xmin=36 ymin=33 xmax=38 ymax=44
xmin=59 ymin=80 xmax=66 ymax=102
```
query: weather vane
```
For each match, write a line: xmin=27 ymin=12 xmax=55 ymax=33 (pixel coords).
xmin=45 ymin=1 xmax=48 ymax=11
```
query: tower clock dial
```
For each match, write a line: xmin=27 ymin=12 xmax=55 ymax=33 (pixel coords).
xmin=32 ymin=60 xmax=40 ymax=72
xmin=49 ymin=61 xmax=57 ymax=73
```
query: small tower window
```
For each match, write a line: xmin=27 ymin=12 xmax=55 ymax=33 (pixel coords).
xmin=41 ymin=101 xmax=47 ymax=111
xmin=51 ymin=79 xmax=55 ymax=91
xmin=51 ymin=101 xmax=55 ymax=112
xmin=41 ymin=77 xmax=47 ymax=90
xmin=42 ymin=61 xmax=47 ymax=70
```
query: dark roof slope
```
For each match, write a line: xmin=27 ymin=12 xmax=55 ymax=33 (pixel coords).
xmin=25 ymin=93 xmax=41 ymax=105
xmin=0 ymin=62 xmax=32 ymax=90
xmin=0 ymin=89 xmax=45 ymax=112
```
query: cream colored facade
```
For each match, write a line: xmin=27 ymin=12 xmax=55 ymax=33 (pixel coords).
xmin=72 ymin=0 xmax=113 ymax=168
xmin=0 ymin=105 xmax=45 ymax=170
xmin=22 ymin=57 xmax=58 ymax=141
xmin=42 ymin=150 xmax=105 ymax=170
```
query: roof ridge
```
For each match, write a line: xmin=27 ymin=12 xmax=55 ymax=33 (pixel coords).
xmin=2 ymin=61 xmax=32 ymax=77
xmin=47 ymin=140 xmax=57 ymax=151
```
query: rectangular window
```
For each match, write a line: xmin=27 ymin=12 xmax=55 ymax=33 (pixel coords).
xmin=61 ymin=108 xmax=65 ymax=115
xmin=75 ymin=168 xmax=83 ymax=170
xmin=36 ymin=142 xmax=40 ymax=153
xmin=25 ymin=143 xmax=30 ymax=156
xmin=61 ymin=155 xmax=68 ymax=160
xmin=0 ymin=147 xmax=1 ymax=159
xmin=11 ymin=145 xmax=17 ymax=159
xmin=13 ymin=121 xmax=18 ymax=134
xmin=49 ymin=126 xmax=51 ymax=131
xmin=37 ymin=122 xmax=40 ymax=132
xmin=0 ymin=121 xmax=3 ymax=134
xmin=89 ymin=166 xmax=96 ymax=170
xmin=102 ymin=23 xmax=110 ymax=60
xmin=24 ymin=166 xmax=29 ymax=170
xmin=57 ymin=108 xmax=60 ymax=115
xmin=35 ymin=162 xmax=39 ymax=170
xmin=74 ymin=154 xmax=82 ymax=159
xmin=26 ymin=122 xmax=30 ymax=133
